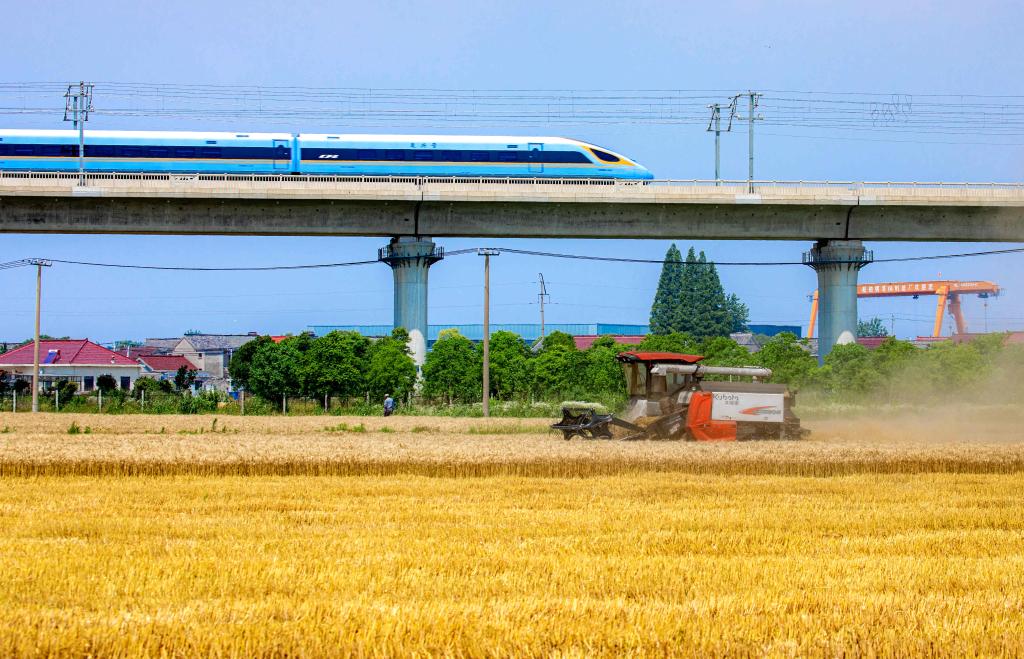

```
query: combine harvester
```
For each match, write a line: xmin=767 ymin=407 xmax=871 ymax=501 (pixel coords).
xmin=552 ymin=352 xmax=806 ymax=441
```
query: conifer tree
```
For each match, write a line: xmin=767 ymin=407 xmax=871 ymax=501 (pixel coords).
xmin=649 ymin=244 xmax=684 ymax=334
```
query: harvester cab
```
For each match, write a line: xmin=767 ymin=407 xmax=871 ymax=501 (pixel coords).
xmin=552 ymin=351 xmax=805 ymax=441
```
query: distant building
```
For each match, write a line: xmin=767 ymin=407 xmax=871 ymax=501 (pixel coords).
xmin=0 ymin=339 xmax=142 ymax=392
xmin=137 ymin=355 xmax=200 ymax=383
xmin=171 ymin=334 xmax=257 ymax=390
xmin=748 ymin=324 xmax=803 ymax=339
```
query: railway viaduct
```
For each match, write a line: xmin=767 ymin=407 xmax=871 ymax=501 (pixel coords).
xmin=2 ymin=172 xmax=1023 ymax=363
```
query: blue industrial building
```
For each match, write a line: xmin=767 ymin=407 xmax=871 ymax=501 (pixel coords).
xmin=307 ymin=323 xmax=801 ymax=347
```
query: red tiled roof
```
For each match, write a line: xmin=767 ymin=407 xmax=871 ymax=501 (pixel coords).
xmin=573 ymin=335 xmax=646 ymax=350
xmin=138 ymin=355 xmax=197 ymax=372
xmin=0 ymin=340 xmax=138 ymax=367
xmin=116 ymin=345 xmax=165 ymax=357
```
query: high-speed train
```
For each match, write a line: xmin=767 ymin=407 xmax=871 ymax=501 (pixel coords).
xmin=0 ymin=130 xmax=654 ymax=179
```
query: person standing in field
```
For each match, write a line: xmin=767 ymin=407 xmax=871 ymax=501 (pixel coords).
xmin=383 ymin=393 xmax=395 ymax=417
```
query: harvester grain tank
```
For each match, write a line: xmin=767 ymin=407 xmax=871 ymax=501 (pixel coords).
xmin=552 ymin=352 xmax=805 ymax=441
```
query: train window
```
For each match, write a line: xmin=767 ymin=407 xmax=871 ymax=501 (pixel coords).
xmin=385 ymin=149 xmax=404 ymax=160
xmin=37 ymin=145 xmax=60 ymax=156
xmin=498 ymin=151 xmax=518 ymax=162
xmin=121 ymin=146 xmax=141 ymax=157
xmin=149 ymin=147 xmax=170 ymax=158
xmin=356 ymin=149 xmax=375 ymax=160
xmin=175 ymin=147 xmax=195 ymax=158
xmin=200 ymin=147 xmax=220 ymax=158
xmin=90 ymin=145 xmax=113 ymax=157
xmin=590 ymin=148 xmax=620 ymax=163
xmin=15 ymin=146 xmax=33 ymax=156
xmin=413 ymin=151 xmax=433 ymax=161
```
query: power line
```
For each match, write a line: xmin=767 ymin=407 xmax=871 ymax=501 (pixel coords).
xmin=1 ymin=244 xmax=1019 ymax=273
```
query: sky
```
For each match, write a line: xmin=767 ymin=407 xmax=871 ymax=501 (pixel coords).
xmin=1 ymin=0 xmax=1022 ymax=343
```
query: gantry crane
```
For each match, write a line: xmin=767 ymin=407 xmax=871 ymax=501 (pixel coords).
xmin=808 ymin=280 xmax=1000 ymax=338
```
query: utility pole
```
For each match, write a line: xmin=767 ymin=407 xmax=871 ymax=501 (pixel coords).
xmin=705 ymin=99 xmax=735 ymax=185
xmin=478 ymin=249 xmax=500 ymax=417
xmin=537 ymin=273 xmax=550 ymax=338
xmin=30 ymin=259 xmax=52 ymax=413
xmin=64 ymin=81 xmax=94 ymax=187
xmin=732 ymin=91 xmax=762 ymax=193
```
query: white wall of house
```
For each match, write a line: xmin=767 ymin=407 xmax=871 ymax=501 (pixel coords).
xmin=2 ymin=365 xmax=142 ymax=391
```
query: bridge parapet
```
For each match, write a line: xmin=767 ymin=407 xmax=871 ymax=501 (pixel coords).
xmin=2 ymin=172 xmax=1024 ymax=206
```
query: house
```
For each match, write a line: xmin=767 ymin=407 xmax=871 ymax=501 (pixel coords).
xmin=137 ymin=354 xmax=199 ymax=383
xmin=171 ymin=334 xmax=257 ymax=390
xmin=0 ymin=339 xmax=142 ymax=392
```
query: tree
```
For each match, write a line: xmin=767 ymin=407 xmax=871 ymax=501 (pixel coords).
xmin=538 ymin=330 xmax=575 ymax=353
xmin=819 ymin=343 xmax=875 ymax=396
xmin=422 ymin=329 xmax=480 ymax=404
xmin=228 ymin=335 xmax=273 ymax=391
xmin=700 ymin=336 xmax=753 ymax=367
xmin=638 ymin=332 xmax=700 ymax=355
xmin=582 ymin=344 xmax=625 ymax=396
xmin=484 ymin=331 xmax=531 ymax=399
xmin=725 ymin=293 xmax=749 ymax=333
xmin=96 ymin=374 xmax=117 ymax=393
xmin=754 ymin=332 xmax=818 ymax=387
xmin=650 ymin=244 xmax=684 ymax=334
xmin=133 ymin=376 xmax=172 ymax=399
xmin=174 ymin=366 xmax=198 ymax=392
xmin=685 ymin=252 xmax=732 ymax=339
xmin=530 ymin=346 xmax=585 ymax=400
xmin=365 ymin=335 xmax=417 ymax=403
xmin=247 ymin=340 xmax=303 ymax=401
xmin=300 ymin=331 xmax=370 ymax=401
xmin=857 ymin=317 xmax=889 ymax=338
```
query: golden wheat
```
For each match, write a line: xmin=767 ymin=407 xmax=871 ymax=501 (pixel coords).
xmin=1 ymin=410 xmax=1024 ymax=477
xmin=0 ymin=473 xmax=1022 ymax=656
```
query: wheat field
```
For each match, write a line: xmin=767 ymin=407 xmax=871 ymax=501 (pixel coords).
xmin=1 ymin=411 xmax=1023 ymax=656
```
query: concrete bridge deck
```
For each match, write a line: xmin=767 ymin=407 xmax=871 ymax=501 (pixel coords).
xmin=2 ymin=173 xmax=1024 ymax=241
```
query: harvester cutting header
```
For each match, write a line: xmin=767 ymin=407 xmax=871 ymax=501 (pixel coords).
xmin=553 ymin=352 xmax=806 ymax=441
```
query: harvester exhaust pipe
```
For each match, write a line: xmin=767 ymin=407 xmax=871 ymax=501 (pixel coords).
xmin=650 ymin=364 xmax=773 ymax=379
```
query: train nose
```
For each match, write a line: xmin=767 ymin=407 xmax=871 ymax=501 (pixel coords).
xmin=636 ymin=165 xmax=655 ymax=180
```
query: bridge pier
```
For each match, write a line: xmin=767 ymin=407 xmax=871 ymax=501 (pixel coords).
xmin=378 ymin=237 xmax=444 ymax=367
xmin=803 ymin=240 xmax=873 ymax=363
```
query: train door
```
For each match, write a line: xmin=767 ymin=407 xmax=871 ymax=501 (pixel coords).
xmin=272 ymin=139 xmax=289 ymax=170
xmin=528 ymin=142 xmax=543 ymax=173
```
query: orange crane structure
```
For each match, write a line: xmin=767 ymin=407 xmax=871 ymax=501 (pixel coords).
xmin=808 ymin=280 xmax=1001 ymax=338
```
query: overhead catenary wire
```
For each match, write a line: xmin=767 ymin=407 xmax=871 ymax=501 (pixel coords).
xmin=1 ymin=245 xmax=1019 ymax=273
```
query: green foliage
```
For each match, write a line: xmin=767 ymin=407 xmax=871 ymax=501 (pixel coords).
xmin=228 ymin=335 xmax=273 ymax=391
xmin=51 ymin=379 xmax=78 ymax=402
xmin=174 ymin=366 xmax=198 ymax=392
xmin=538 ymin=330 xmax=576 ymax=353
xmin=422 ymin=329 xmax=480 ymax=404
xmin=700 ymin=336 xmax=754 ymax=367
xmin=755 ymin=332 xmax=818 ymax=387
xmin=530 ymin=346 xmax=586 ymax=400
xmin=248 ymin=340 xmax=303 ymax=401
xmin=638 ymin=332 xmax=700 ymax=354
xmin=857 ymin=317 xmax=889 ymax=337
xmin=300 ymin=331 xmax=370 ymax=400
xmin=132 ymin=376 xmax=174 ymax=398
xmin=581 ymin=345 xmax=625 ymax=395
xmin=725 ymin=293 xmax=750 ymax=333
xmin=819 ymin=343 xmax=876 ymax=395
xmin=650 ymin=243 xmax=684 ymax=335
xmin=649 ymin=244 xmax=748 ymax=339
xmin=483 ymin=331 xmax=531 ymax=399
xmin=365 ymin=335 xmax=417 ymax=402
xmin=96 ymin=374 xmax=117 ymax=393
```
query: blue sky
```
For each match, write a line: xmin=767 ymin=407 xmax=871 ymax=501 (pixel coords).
xmin=1 ymin=0 xmax=1022 ymax=343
